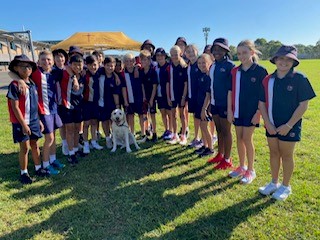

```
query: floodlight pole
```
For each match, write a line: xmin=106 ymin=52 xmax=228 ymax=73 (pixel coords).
xmin=202 ymin=27 xmax=210 ymax=46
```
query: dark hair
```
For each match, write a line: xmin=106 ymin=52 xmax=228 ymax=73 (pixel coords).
xmin=104 ymin=56 xmax=116 ymax=65
xmin=92 ymin=50 xmax=105 ymax=58
xmin=69 ymin=54 xmax=84 ymax=63
xmin=85 ymin=55 xmax=98 ymax=65
xmin=115 ymin=57 xmax=122 ymax=64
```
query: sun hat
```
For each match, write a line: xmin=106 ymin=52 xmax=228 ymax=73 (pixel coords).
xmin=9 ymin=54 xmax=37 ymax=72
xmin=212 ymin=38 xmax=230 ymax=52
xmin=52 ymin=48 xmax=69 ymax=62
xmin=270 ymin=45 xmax=299 ymax=67
xmin=68 ymin=45 xmax=83 ymax=56
xmin=175 ymin=37 xmax=187 ymax=46
xmin=140 ymin=40 xmax=155 ymax=51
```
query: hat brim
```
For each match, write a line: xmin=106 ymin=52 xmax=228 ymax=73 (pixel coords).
xmin=52 ymin=49 xmax=69 ymax=62
xmin=270 ymin=53 xmax=299 ymax=67
xmin=9 ymin=59 xmax=37 ymax=72
xmin=213 ymin=42 xmax=230 ymax=52
xmin=141 ymin=43 xmax=155 ymax=51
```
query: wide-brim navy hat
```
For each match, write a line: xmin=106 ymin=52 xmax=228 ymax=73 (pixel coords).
xmin=212 ymin=38 xmax=230 ymax=52
xmin=52 ymin=48 xmax=69 ymax=62
xmin=68 ymin=45 xmax=83 ymax=56
xmin=270 ymin=45 xmax=299 ymax=67
xmin=9 ymin=54 xmax=37 ymax=72
xmin=175 ymin=37 xmax=187 ymax=46
xmin=155 ymin=47 xmax=169 ymax=58
xmin=141 ymin=39 xmax=155 ymax=51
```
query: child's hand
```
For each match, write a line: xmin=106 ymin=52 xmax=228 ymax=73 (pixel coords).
xmin=167 ymin=99 xmax=172 ymax=107
xmin=201 ymin=109 xmax=207 ymax=121
xmin=72 ymin=78 xmax=80 ymax=91
xmin=180 ymin=98 xmax=186 ymax=107
xmin=265 ymin=122 xmax=277 ymax=135
xmin=149 ymin=100 xmax=153 ymax=108
xmin=22 ymin=124 xmax=31 ymax=135
xmin=227 ymin=110 xmax=234 ymax=124
xmin=18 ymin=80 xmax=29 ymax=95
xmin=251 ymin=112 xmax=260 ymax=125
xmin=276 ymin=124 xmax=291 ymax=136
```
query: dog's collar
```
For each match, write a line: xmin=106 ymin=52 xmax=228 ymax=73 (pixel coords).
xmin=116 ymin=122 xmax=129 ymax=128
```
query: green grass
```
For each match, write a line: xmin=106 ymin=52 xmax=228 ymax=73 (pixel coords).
xmin=0 ymin=60 xmax=319 ymax=239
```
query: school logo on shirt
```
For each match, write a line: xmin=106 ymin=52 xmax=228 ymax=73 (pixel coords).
xmin=289 ymin=132 xmax=295 ymax=138
xmin=179 ymin=72 xmax=182 ymax=76
xmin=287 ymin=85 xmax=293 ymax=91
xmin=200 ymin=77 xmax=204 ymax=82
xmin=195 ymin=68 xmax=198 ymax=72
xmin=251 ymin=77 xmax=256 ymax=83
xmin=220 ymin=68 xmax=226 ymax=72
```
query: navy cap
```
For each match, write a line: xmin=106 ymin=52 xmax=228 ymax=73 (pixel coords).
xmin=9 ymin=54 xmax=37 ymax=72
xmin=68 ymin=45 xmax=83 ymax=56
xmin=155 ymin=47 xmax=169 ymax=59
xmin=141 ymin=39 xmax=155 ymax=51
xmin=52 ymin=48 xmax=69 ymax=62
xmin=175 ymin=37 xmax=187 ymax=46
xmin=212 ymin=38 xmax=230 ymax=52
xmin=270 ymin=45 xmax=299 ymax=67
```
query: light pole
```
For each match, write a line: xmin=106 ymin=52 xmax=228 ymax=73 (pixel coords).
xmin=202 ymin=27 xmax=210 ymax=46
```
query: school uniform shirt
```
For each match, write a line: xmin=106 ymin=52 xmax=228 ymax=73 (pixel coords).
xmin=140 ymin=66 xmax=158 ymax=101
xmin=31 ymin=67 xmax=62 ymax=115
xmin=56 ymin=71 xmax=84 ymax=109
xmin=260 ymin=69 xmax=316 ymax=128
xmin=155 ymin=62 xmax=169 ymax=98
xmin=83 ymin=70 xmax=100 ymax=103
xmin=208 ymin=57 xmax=235 ymax=107
xmin=120 ymin=69 xmax=143 ymax=104
xmin=188 ymin=61 xmax=201 ymax=100
xmin=98 ymin=73 xmax=120 ymax=109
xmin=231 ymin=63 xmax=268 ymax=119
xmin=7 ymin=80 xmax=39 ymax=125
xmin=197 ymin=72 xmax=211 ymax=107
xmin=169 ymin=63 xmax=188 ymax=101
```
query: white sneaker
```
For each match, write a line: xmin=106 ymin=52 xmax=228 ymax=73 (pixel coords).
xmin=212 ymin=135 xmax=218 ymax=145
xmin=91 ymin=142 xmax=104 ymax=150
xmin=106 ymin=137 xmax=113 ymax=149
xmin=259 ymin=182 xmax=280 ymax=195
xmin=83 ymin=145 xmax=90 ymax=154
xmin=272 ymin=185 xmax=292 ymax=201
xmin=240 ymin=170 xmax=256 ymax=184
xmin=62 ymin=143 xmax=69 ymax=156
xmin=179 ymin=135 xmax=187 ymax=145
xmin=168 ymin=134 xmax=180 ymax=144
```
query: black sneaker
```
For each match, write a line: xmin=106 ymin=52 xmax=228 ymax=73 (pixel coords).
xmin=20 ymin=173 xmax=33 ymax=184
xmin=79 ymin=133 xmax=84 ymax=145
xmin=76 ymin=150 xmax=86 ymax=158
xmin=194 ymin=146 xmax=206 ymax=154
xmin=67 ymin=155 xmax=78 ymax=165
xmin=35 ymin=167 xmax=50 ymax=177
xmin=152 ymin=133 xmax=158 ymax=142
xmin=199 ymin=148 xmax=214 ymax=157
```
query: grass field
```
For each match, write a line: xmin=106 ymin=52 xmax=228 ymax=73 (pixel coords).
xmin=0 ymin=60 xmax=319 ymax=239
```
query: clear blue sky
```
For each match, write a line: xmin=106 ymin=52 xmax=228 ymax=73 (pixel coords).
xmin=1 ymin=0 xmax=319 ymax=54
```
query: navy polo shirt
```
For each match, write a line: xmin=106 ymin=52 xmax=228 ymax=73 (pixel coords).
xmin=140 ymin=66 xmax=158 ymax=100
xmin=103 ymin=74 xmax=120 ymax=109
xmin=260 ymin=69 xmax=316 ymax=128
xmin=211 ymin=57 xmax=235 ymax=107
xmin=236 ymin=63 xmax=268 ymax=119
xmin=172 ymin=63 xmax=188 ymax=100
xmin=189 ymin=61 xmax=201 ymax=99
xmin=158 ymin=62 xmax=169 ymax=97
xmin=197 ymin=72 xmax=211 ymax=107
xmin=122 ymin=69 xmax=143 ymax=103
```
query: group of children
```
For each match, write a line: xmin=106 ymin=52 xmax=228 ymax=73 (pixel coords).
xmin=6 ymin=37 xmax=316 ymax=201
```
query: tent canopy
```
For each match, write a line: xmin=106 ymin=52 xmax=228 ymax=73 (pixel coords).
xmin=51 ymin=32 xmax=142 ymax=51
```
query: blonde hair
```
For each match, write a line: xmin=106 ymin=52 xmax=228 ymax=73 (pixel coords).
xmin=170 ymin=45 xmax=187 ymax=68
xmin=139 ymin=49 xmax=151 ymax=60
xmin=39 ymin=50 xmax=53 ymax=58
xmin=123 ymin=53 xmax=135 ymax=62
xmin=186 ymin=44 xmax=199 ymax=56
xmin=198 ymin=53 xmax=213 ymax=65
xmin=237 ymin=40 xmax=261 ymax=63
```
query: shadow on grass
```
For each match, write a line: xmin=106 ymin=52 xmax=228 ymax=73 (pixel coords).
xmin=0 ymin=140 xmax=274 ymax=239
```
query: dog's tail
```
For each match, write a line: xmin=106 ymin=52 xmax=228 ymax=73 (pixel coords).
xmin=136 ymin=136 xmax=147 ymax=144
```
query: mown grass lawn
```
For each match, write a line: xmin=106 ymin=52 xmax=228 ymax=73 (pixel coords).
xmin=0 ymin=60 xmax=319 ymax=239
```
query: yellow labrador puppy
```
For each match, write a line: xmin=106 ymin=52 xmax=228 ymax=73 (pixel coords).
xmin=110 ymin=109 xmax=141 ymax=153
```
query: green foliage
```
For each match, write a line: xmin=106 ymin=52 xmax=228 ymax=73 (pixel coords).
xmin=0 ymin=60 xmax=319 ymax=239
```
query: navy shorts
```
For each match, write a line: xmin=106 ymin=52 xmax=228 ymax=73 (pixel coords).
xmin=40 ymin=113 xmax=63 ymax=134
xmin=157 ymin=97 xmax=171 ymax=110
xmin=147 ymin=101 xmax=157 ymax=114
xmin=12 ymin=122 xmax=42 ymax=143
xmin=234 ymin=118 xmax=259 ymax=127
xmin=188 ymin=98 xmax=197 ymax=113
xmin=126 ymin=102 xmax=143 ymax=115
xmin=171 ymin=99 xmax=186 ymax=109
xmin=266 ymin=125 xmax=301 ymax=142
xmin=210 ymin=105 xmax=227 ymax=119
xmin=58 ymin=105 xmax=82 ymax=124
xmin=98 ymin=106 xmax=114 ymax=121
xmin=82 ymin=102 xmax=99 ymax=121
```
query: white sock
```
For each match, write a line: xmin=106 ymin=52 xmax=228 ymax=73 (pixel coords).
xmin=62 ymin=139 xmax=67 ymax=145
xmin=69 ymin=150 xmax=75 ymax=156
xmin=73 ymin=147 xmax=79 ymax=152
xmin=225 ymin=158 xmax=230 ymax=163
xmin=49 ymin=154 xmax=56 ymax=164
xmin=43 ymin=161 xmax=50 ymax=169
xmin=91 ymin=140 xmax=97 ymax=145
xmin=20 ymin=169 xmax=28 ymax=175
xmin=35 ymin=165 xmax=42 ymax=171
xmin=84 ymin=141 xmax=89 ymax=146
